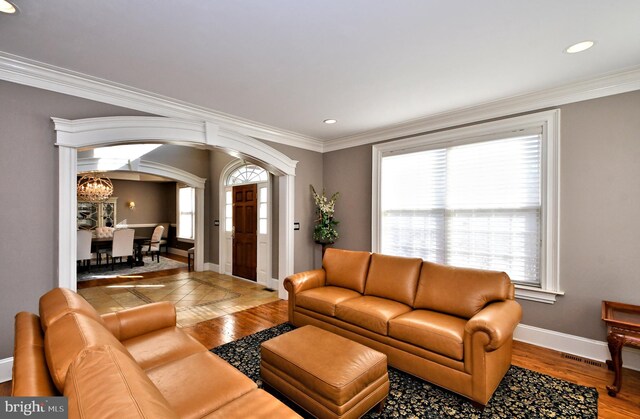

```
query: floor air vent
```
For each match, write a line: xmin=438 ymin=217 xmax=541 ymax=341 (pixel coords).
xmin=561 ymin=353 xmax=603 ymax=367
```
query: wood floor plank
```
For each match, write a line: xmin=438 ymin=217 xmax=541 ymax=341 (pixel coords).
xmin=0 ymin=381 xmax=10 ymax=397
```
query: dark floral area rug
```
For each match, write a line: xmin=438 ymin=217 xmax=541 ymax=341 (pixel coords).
xmin=211 ymin=323 xmax=598 ymax=418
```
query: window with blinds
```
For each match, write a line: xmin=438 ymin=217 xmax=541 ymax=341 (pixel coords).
xmin=178 ymin=186 xmax=195 ymax=240
xmin=380 ymin=133 xmax=542 ymax=286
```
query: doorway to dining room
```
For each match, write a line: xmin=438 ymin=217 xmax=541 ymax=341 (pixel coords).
xmin=55 ymin=116 xmax=297 ymax=299
xmin=76 ymin=143 xmax=206 ymax=284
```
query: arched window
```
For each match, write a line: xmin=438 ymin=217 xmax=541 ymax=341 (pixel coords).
xmin=226 ymin=164 xmax=268 ymax=185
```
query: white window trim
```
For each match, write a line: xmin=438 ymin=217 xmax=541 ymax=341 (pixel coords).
xmin=372 ymin=109 xmax=563 ymax=304
xmin=177 ymin=184 xmax=196 ymax=240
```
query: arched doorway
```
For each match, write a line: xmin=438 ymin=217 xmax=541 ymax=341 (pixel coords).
xmin=219 ymin=161 xmax=272 ymax=286
xmin=55 ymin=116 xmax=297 ymax=299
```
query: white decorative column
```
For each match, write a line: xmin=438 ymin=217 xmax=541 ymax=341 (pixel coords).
xmin=195 ymin=186 xmax=205 ymax=271
xmin=278 ymin=174 xmax=295 ymax=299
xmin=58 ymin=146 xmax=78 ymax=291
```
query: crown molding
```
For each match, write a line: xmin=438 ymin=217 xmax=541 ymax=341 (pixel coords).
xmin=2 ymin=51 xmax=639 ymax=154
xmin=323 ymin=65 xmax=640 ymax=152
xmin=52 ymin=116 xmax=298 ymax=176
xmin=0 ymin=52 xmax=324 ymax=152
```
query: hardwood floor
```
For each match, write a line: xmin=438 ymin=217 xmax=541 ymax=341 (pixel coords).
xmin=3 ymin=299 xmax=639 ymax=417
xmin=0 ymin=381 xmax=9 ymax=397
xmin=184 ymin=300 xmax=640 ymax=418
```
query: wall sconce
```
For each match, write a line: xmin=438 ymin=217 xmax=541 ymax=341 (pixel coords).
xmin=128 ymin=201 xmax=136 ymax=210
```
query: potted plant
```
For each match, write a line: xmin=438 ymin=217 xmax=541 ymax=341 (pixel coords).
xmin=310 ymin=185 xmax=339 ymax=245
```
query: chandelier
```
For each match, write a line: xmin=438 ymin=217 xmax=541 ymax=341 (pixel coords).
xmin=77 ymin=172 xmax=114 ymax=202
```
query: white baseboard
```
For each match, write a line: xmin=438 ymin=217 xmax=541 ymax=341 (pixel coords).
xmin=168 ymin=247 xmax=188 ymax=257
xmin=204 ymin=263 xmax=219 ymax=272
xmin=515 ymin=323 xmax=640 ymax=371
xmin=268 ymin=277 xmax=280 ymax=292
xmin=0 ymin=357 xmax=13 ymax=383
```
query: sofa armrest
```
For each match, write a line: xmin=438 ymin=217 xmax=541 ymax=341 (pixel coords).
xmin=283 ymin=269 xmax=326 ymax=295
xmin=101 ymin=302 xmax=176 ymax=341
xmin=465 ymin=300 xmax=522 ymax=351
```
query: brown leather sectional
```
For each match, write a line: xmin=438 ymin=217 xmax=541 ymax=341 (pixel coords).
xmin=12 ymin=288 xmax=300 ymax=419
xmin=284 ymin=248 xmax=522 ymax=405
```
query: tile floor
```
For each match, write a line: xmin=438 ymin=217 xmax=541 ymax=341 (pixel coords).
xmin=78 ymin=271 xmax=281 ymax=327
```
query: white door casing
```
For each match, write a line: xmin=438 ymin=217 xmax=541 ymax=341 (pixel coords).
xmin=219 ymin=160 xmax=272 ymax=286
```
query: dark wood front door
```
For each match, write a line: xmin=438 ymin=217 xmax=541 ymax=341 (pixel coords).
xmin=232 ymin=184 xmax=257 ymax=281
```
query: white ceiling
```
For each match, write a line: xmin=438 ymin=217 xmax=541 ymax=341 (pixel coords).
xmin=1 ymin=1 xmax=639 ymax=142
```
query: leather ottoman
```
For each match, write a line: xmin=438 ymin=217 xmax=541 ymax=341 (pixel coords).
xmin=260 ymin=325 xmax=389 ymax=419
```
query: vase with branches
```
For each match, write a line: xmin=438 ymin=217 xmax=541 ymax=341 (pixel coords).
xmin=310 ymin=185 xmax=339 ymax=244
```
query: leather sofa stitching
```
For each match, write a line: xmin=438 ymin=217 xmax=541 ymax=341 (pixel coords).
xmin=106 ymin=346 xmax=149 ymax=418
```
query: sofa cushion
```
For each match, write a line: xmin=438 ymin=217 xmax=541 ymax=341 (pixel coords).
xmin=44 ymin=312 xmax=130 ymax=392
xmin=323 ymin=248 xmax=371 ymax=293
xmin=296 ymin=286 xmax=361 ymax=317
xmin=147 ymin=351 xmax=257 ymax=419
xmin=389 ymin=310 xmax=466 ymax=361
xmin=203 ymin=389 xmax=300 ymax=419
xmin=414 ymin=262 xmax=512 ymax=319
xmin=364 ymin=253 xmax=422 ymax=306
xmin=335 ymin=296 xmax=411 ymax=335
xmin=122 ymin=327 xmax=206 ymax=370
xmin=39 ymin=287 xmax=106 ymax=332
xmin=64 ymin=345 xmax=179 ymax=419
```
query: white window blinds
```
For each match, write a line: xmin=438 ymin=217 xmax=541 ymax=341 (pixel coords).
xmin=178 ymin=186 xmax=195 ymax=239
xmin=380 ymin=134 xmax=542 ymax=285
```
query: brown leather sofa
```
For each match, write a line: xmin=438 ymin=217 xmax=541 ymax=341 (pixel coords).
xmin=284 ymin=248 xmax=522 ymax=405
xmin=12 ymin=287 xmax=300 ymax=419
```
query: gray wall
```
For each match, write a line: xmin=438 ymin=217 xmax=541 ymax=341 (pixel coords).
xmin=111 ymin=179 xmax=175 ymax=225
xmin=262 ymin=140 xmax=324 ymax=273
xmin=143 ymin=145 xmax=212 ymax=254
xmin=0 ymin=81 xmax=149 ymax=358
xmin=0 ymin=81 xmax=322 ymax=360
xmin=323 ymin=90 xmax=640 ymax=342
xmin=323 ymin=144 xmax=372 ymax=252
xmin=521 ymin=91 xmax=640 ymax=340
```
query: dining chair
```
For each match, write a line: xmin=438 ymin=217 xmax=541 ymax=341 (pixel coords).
xmin=144 ymin=225 xmax=164 ymax=262
xmin=187 ymin=247 xmax=195 ymax=271
xmin=95 ymin=226 xmax=114 ymax=265
xmin=106 ymin=229 xmax=135 ymax=270
xmin=158 ymin=222 xmax=170 ymax=254
xmin=77 ymin=230 xmax=93 ymax=272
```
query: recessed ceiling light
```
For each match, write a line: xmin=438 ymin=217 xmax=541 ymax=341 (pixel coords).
xmin=565 ymin=41 xmax=595 ymax=54
xmin=0 ymin=0 xmax=16 ymax=14
xmin=323 ymin=119 xmax=337 ymax=124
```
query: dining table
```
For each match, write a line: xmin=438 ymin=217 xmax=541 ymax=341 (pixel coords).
xmin=91 ymin=235 xmax=149 ymax=266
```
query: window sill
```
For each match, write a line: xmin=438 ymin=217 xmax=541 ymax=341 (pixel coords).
xmin=177 ymin=238 xmax=195 ymax=244
xmin=514 ymin=285 xmax=564 ymax=304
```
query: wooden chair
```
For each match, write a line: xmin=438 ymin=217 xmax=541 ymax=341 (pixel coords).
xmin=188 ymin=247 xmax=195 ymax=271
xmin=95 ymin=226 xmax=114 ymax=266
xmin=76 ymin=230 xmax=93 ymax=272
xmin=106 ymin=229 xmax=135 ymax=270
xmin=158 ymin=222 xmax=170 ymax=254
xmin=144 ymin=225 xmax=164 ymax=263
